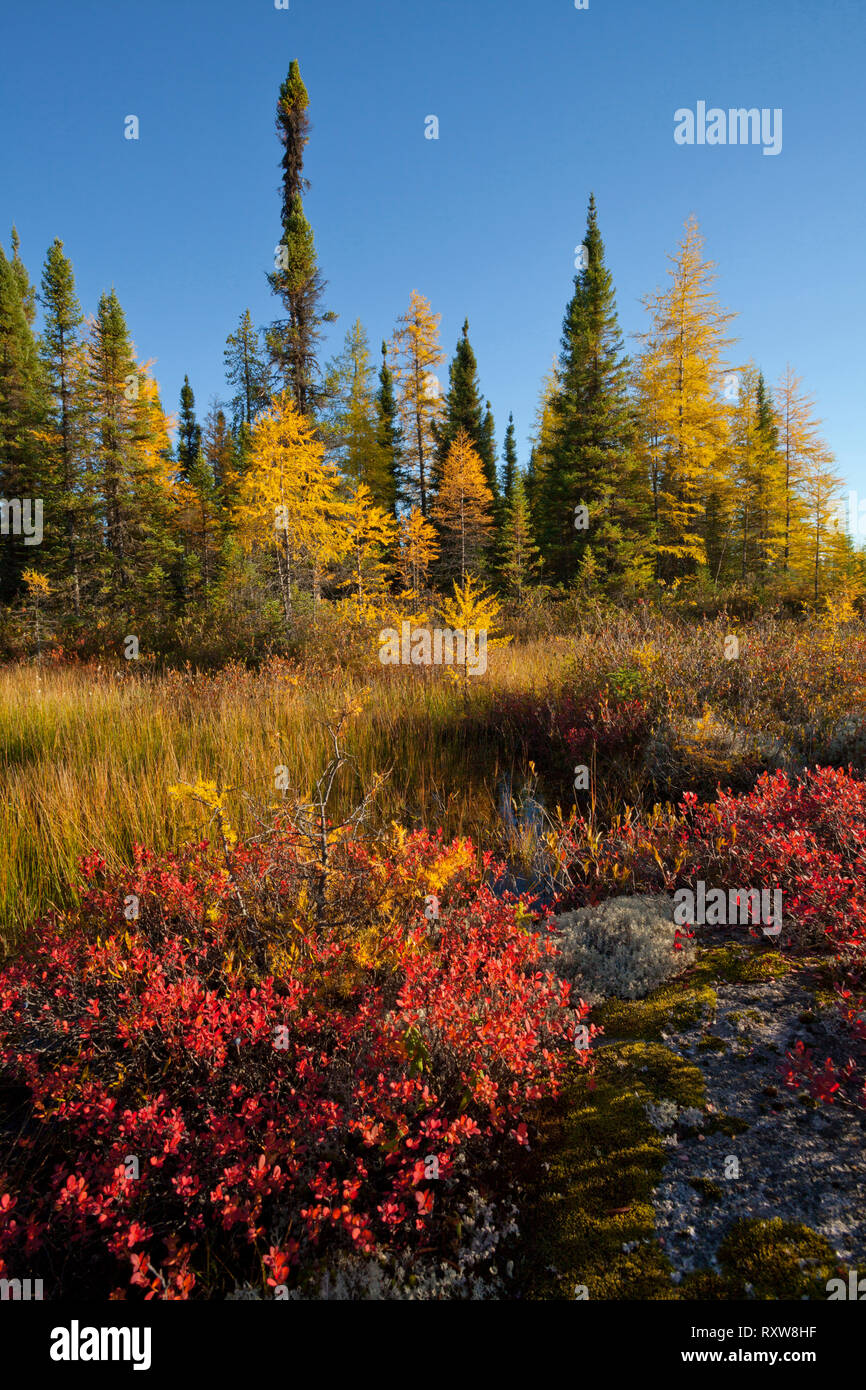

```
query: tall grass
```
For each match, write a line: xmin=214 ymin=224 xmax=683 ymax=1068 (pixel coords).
xmin=3 ymin=611 xmax=865 ymax=948
xmin=0 ymin=641 xmax=575 ymax=944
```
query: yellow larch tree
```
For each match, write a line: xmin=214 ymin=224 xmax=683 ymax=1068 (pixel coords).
xmin=430 ymin=428 xmax=494 ymax=583
xmin=339 ymin=483 xmax=398 ymax=607
xmin=389 ymin=290 xmax=445 ymax=517
xmin=634 ymin=216 xmax=737 ymax=586
xmin=237 ymin=392 xmax=346 ymax=627
xmin=396 ymin=505 xmax=439 ymax=597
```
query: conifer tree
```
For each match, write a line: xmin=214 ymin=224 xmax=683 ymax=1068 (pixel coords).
xmin=203 ymin=404 xmax=240 ymax=506
xmin=176 ymin=374 xmax=201 ymax=481
xmin=224 ymin=309 xmax=271 ymax=432
xmin=538 ymin=194 xmax=640 ymax=586
xmin=10 ymin=226 xmax=37 ymax=326
xmin=776 ymin=365 xmax=822 ymax=574
xmin=323 ymin=321 xmax=394 ymax=510
xmin=237 ymin=392 xmax=345 ymax=626
xmin=634 ymin=215 xmax=736 ymax=585
xmin=39 ymin=238 xmax=86 ymax=612
xmin=85 ymin=289 xmax=139 ymax=592
xmin=798 ymin=442 xmax=844 ymax=605
xmin=500 ymin=469 xmax=541 ymax=597
xmin=175 ymin=445 xmax=223 ymax=603
xmin=338 ymin=484 xmax=398 ymax=606
xmin=375 ymin=340 xmax=403 ymax=516
xmin=430 ymin=429 xmax=494 ymax=582
xmin=434 ymin=320 xmax=483 ymax=482
xmin=501 ymin=413 xmax=518 ymax=507
xmin=390 ymin=290 xmax=445 ymax=517
xmin=266 ymin=62 xmax=334 ymax=414
xmin=397 ymin=506 xmax=439 ymax=595
xmin=0 ymin=240 xmax=49 ymax=602
xmin=128 ymin=367 xmax=180 ymax=622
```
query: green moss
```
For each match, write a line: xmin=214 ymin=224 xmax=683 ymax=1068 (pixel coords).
xmin=705 ymin=1113 xmax=750 ymax=1137
xmin=592 ymin=960 xmax=718 ymax=1040
xmin=707 ymin=944 xmax=791 ymax=984
xmin=517 ymin=938 xmax=827 ymax=1300
xmin=517 ymin=1041 xmax=706 ymax=1300
xmin=716 ymin=1218 xmax=837 ymax=1299
xmin=688 ymin=1177 xmax=723 ymax=1202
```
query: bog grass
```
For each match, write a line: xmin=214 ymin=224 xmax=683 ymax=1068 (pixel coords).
xmin=0 ymin=641 xmax=576 ymax=944
xmin=2 ymin=610 xmax=865 ymax=948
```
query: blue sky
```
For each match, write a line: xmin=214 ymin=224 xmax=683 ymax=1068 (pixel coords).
xmin=2 ymin=0 xmax=863 ymax=497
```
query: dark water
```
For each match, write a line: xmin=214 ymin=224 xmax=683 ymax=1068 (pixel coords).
xmin=489 ymin=773 xmax=560 ymax=910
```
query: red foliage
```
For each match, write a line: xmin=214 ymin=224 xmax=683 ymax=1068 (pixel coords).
xmin=557 ymin=766 xmax=866 ymax=1107
xmin=0 ymin=829 xmax=583 ymax=1298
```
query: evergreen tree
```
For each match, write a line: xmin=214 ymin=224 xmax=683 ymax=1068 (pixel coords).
xmin=10 ymin=226 xmax=37 ymax=325
xmin=322 ymin=321 xmax=394 ymax=510
xmin=39 ymin=238 xmax=86 ymax=612
xmin=480 ymin=400 xmax=499 ymax=515
xmin=538 ymin=194 xmax=642 ymax=586
xmin=224 ymin=308 xmax=271 ymax=431
xmin=375 ymin=340 xmax=403 ymax=516
xmin=500 ymin=469 xmax=541 ymax=597
xmin=0 ymin=240 xmax=49 ymax=602
xmin=501 ymin=412 xmax=518 ymax=506
xmin=85 ymin=289 xmax=139 ymax=592
xmin=434 ymin=320 xmax=484 ymax=484
xmin=176 ymin=374 xmax=202 ymax=481
xmin=266 ymin=62 xmax=334 ymax=414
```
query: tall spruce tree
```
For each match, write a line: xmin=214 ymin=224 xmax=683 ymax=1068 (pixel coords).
xmin=538 ymin=194 xmax=642 ymax=586
xmin=434 ymin=320 xmax=495 ymax=494
xmin=0 ymin=240 xmax=49 ymax=602
xmin=224 ymin=309 xmax=271 ymax=430
xmin=376 ymin=340 xmax=403 ymax=516
xmin=501 ymin=412 xmax=518 ymax=506
xmin=86 ymin=289 xmax=138 ymax=591
xmin=266 ymin=61 xmax=334 ymax=414
xmin=500 ymin=469 xmax=541 ymax=597
xmin=39 ymin=238 xmax=86 ymax=612
xmin=10 ymin=226 xmax=37 ymax=326
xmin=176 ymin=375 xmax=202 ymax=481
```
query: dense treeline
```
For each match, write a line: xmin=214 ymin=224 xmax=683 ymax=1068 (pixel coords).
xmin=0 ymin=60 xmax=861 ymax=662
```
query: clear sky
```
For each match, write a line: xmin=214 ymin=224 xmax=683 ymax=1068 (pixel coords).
xmin=2 ymin=0 xmax=863 ymax=498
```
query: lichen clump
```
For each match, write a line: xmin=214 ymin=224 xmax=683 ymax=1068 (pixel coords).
xmin=551 ymin=894 xmax=695 ymax=1003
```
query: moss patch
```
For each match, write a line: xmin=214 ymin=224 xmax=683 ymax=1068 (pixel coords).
xmin=592 ymin=962 xmax=717 ymax=1040
xmin=516 ymin=1041 xmax=705 ymax=1299
xmin=517 ymin=936 xmax=838 ymax=1299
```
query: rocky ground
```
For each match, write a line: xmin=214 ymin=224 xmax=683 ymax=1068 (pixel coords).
xmin=651 ymin=960 xmax=866 ymax=1287
xmin=517 ymin=925 xmax=866 ymax=1300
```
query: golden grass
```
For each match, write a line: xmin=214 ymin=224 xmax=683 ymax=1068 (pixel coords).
xmin=0 ymin=641 xmax=575 ymax=944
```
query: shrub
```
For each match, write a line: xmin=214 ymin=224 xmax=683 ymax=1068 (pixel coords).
xmin=0 ymin=825 xmax=583 ymax=1299
xmin=554 ymin=766 xmax=866 ymax=1107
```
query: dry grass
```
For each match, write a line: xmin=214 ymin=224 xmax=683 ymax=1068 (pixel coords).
xmin=3 ymin=611 xmax=865 ymax=948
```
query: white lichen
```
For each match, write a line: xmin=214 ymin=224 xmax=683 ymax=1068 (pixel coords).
xmin=550 ymin=894 xmax=695 ymax=1003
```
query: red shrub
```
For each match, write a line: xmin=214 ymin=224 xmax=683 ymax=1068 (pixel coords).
xmin=0 ymin=829 xmax=582 ymax=1299
xmin=557 ymin=766 xmax=866 ymax=1106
